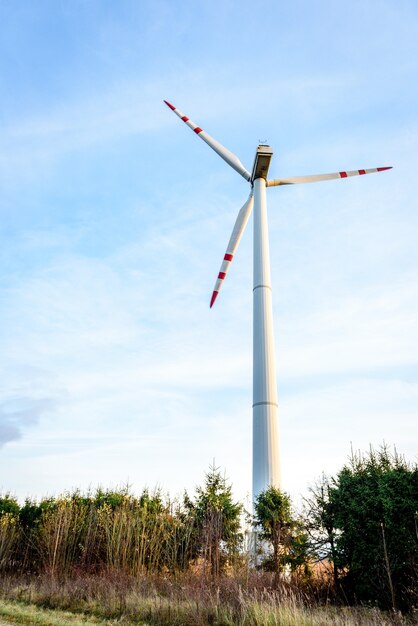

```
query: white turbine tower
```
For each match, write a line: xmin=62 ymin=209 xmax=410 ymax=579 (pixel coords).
xmin=164 ymin=100 xmax=392 ymax=502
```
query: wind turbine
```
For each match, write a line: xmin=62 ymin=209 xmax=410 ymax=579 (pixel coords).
xmin=164 ymin=100 xmax=392 ymax=502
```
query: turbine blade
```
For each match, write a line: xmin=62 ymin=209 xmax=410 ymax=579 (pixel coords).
xmin=210 ymin=193 xmax=254 ymax=308
xmin=267 ymin=166 xmax=392 ymax=187
xmin=164 ymin=100 xmax=251 ymax=182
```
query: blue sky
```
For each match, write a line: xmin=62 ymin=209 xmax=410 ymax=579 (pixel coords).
xmin=1 ymin=0 xmax=417 ymax=505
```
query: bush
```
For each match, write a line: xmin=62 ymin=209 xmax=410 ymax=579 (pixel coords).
xmin=307 ymin=446 xmax=418 ymax=611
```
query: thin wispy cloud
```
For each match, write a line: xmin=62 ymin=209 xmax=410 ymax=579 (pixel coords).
xmin=0 ymin=397 xmax=54 ymax=446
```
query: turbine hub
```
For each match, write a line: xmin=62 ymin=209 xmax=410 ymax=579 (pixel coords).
xmin=251 ymin=145 xmax=273 ymax=183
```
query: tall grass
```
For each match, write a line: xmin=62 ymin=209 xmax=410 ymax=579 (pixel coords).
xmin=1 ymin=488 xmax=198 ymax=577
xmin=0 ymin=572 xmax=413 ymax=626
xmin=37 ymin=498 xmax=92 ymax=576
xmin=0 ymin=512 xmax=20 ymax=569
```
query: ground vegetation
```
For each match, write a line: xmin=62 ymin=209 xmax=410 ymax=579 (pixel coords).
xmin=0 ymin=446 xmax=416 ymax=624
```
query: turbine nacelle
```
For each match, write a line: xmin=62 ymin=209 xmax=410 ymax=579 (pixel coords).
xmin=251 ymin=145 xmax=273 ymax=183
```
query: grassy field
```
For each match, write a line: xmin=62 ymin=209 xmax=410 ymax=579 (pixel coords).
xmin=0 ymin=599 xmax=141 ymax=626
xmin=0 ymin=575 xmax=416 ymax=626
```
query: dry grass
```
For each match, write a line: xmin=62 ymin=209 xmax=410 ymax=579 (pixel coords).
xmin=0 ymin=573 xmax=415 ymax=626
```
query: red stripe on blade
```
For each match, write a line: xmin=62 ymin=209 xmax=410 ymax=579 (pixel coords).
xmin=164 ymin=100 xmax=176 ymax=111
xmin=194 ymin=127 xmax=203 ymax=134
xmin=181 ymin=116 xmax=189 ymax=122
xmin=377 ymin=167 xmax=392 ymax=172
xmin=224 ymin=253 xmax=233 ymax=262
xmin=218 ymin=272 xmax=226 ymax=280
xmin=339 ymin=171 xmax=348 ymax=178
xmin=210 ymin=291 xmax=218 ymax=308
xmin=359 ymin=169 xmax=366 ymax=175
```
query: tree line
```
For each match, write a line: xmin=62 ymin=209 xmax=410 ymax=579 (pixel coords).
xmin=0 ymin=445 xmax=417 ymax=612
